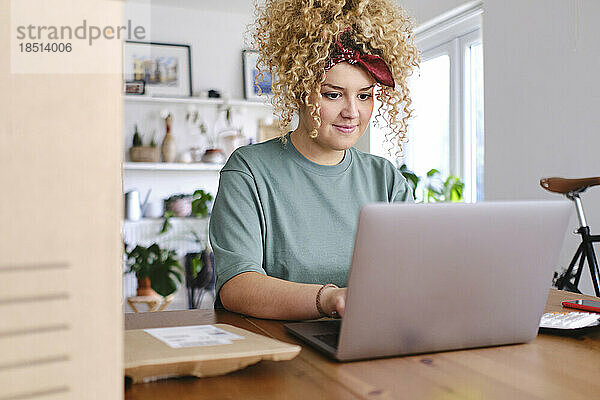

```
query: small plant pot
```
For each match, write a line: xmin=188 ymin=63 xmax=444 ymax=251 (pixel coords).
xmin=165 ymin=196 xmax=192 ymax=217
xmin=130 ymin=146 xmax=160 ymax=162
xmin=136 ymin=276 xmax=158 ymax=297
xmin=201 ymin=148 xmax=226 ymax=164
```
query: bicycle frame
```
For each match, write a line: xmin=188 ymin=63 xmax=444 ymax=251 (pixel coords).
xmin=555 ymin=191 xmax=600 ymax=296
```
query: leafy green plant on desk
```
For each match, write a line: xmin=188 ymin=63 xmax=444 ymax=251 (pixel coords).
xmin=398 ymin=164 xmax=464 ymax=203
xmin=125 ymin=243 xmax=184 ymax=297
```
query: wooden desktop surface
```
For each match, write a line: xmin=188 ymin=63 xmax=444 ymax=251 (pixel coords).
xmin=124 ymin=289 xmax=600 ymax=400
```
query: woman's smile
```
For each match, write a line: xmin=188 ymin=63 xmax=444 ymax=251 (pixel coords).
xmin=332 ymin=124 xmax=358 ymax=134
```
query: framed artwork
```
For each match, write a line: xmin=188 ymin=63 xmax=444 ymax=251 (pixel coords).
xmin=123 ymin=41 xmax=192 ymax=97
xmin=242 ymin=50 xmax=273 ymax=100
xmin=124 ymin=80 xmax=145 ymax=95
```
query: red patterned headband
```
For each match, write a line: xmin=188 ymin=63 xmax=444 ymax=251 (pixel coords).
xmin=325 ymin=28 xmax=395 ymax=88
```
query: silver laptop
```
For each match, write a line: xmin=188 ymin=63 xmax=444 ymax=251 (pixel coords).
xmin=284 ymin=201 xmax=572 ymax=361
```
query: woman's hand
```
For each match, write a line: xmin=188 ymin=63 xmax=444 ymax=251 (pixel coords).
xmin=321 ymin=287 xmax=347 ymax=318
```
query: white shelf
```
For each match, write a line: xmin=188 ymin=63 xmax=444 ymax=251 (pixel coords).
xmin=123 ymin=95 xmax=272 ymax=108
xmin=123 ymin=216 xmax=210 ymax=224
xmin=123 ymin=162 xmax=223 ymax=171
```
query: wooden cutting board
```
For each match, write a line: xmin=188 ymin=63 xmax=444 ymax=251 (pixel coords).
xmin=124 ymin=323 xmax=301 ymax=383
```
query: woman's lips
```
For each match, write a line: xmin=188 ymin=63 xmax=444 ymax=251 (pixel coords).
xmin=333 ymin=124 xmax=357 ymax=134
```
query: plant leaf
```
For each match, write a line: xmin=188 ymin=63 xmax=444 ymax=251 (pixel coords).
xmin=426 ymin=169 xmax=440 ymax=177
xmin=160 ymin=211 xmax=175 ymax=234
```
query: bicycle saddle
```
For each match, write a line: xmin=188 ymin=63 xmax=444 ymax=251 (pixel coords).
xmin=540 ymin=176 xmax=600 ymax=194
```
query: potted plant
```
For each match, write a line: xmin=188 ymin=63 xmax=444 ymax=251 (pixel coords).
xmin=182 ymin=216 xmax=215 ymax=309
xmin=125 ymin=243 xmax=184 ymax=297
xmin=184 ymin=245 xmax=215 ymax=309
xmin=398 ymin=164 xmax=464 ymax=203
xmin=423 ymin=169 xmax=464 ymax=203
xmin=164 ymin=194 xmax=193 ymax=218
xmin=161 ymin=189 xmax=214 ymax=233
xmin=129 ymin=125 xmax=160 ymax=162
xmin=158 ymin=189 xmax=216 ymax=308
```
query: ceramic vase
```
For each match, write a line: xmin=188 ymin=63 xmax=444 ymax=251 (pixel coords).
xmin=161 ymin=114 xmax=176 ymax=162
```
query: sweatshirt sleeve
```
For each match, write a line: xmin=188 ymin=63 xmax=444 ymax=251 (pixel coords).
xmin=388 ymin=162 xmax=415 ymax=203
xmin=209 ymin=161 xmax=266 ymax=308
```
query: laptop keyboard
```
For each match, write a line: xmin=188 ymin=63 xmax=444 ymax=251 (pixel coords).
xmin=314 ymin=333 xmax=339 ymax=349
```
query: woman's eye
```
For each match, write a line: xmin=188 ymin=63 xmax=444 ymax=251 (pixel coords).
xmin=323 ymin=92 xmax=341 ymax=100
xmin=358 ymin=93 xmax=373 ymax=100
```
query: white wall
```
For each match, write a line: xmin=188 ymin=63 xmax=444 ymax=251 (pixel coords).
xmin=482 ymin=0 xmax=600 ymax=295
xmin=401 ymin=0 xmax=600 ymax=295
xmin=483 ymin=0 xmax=600 ymax=200
xmin=123 ymin=2 xmax=273 ymax=205
xmin=125 ymin=1 xmax=254 ymax=98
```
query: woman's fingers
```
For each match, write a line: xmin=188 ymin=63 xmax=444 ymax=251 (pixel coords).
xmin=336 ymin=294 xmax=346 ymax=317
xmin=333 ymin=288 xmax=347 ymax=317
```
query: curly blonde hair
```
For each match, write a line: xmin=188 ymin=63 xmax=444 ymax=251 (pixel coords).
xmin=250 ymin=0 xmax=419 ymax=152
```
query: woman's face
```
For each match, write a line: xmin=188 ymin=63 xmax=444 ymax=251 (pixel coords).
xmin=300 ymin=62 xmax=376 ymax=153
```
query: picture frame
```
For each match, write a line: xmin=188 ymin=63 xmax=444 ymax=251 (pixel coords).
xmin=123 ymin=41 xmax=192 ymax=97
xmin=124 ymin=80 xmax=145 ymax=95
xmin=242 ymin=50 xmax=273 ymax=101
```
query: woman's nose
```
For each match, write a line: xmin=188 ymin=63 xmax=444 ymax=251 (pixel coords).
xmin=341 ymin=98 xmax=359 ymax=119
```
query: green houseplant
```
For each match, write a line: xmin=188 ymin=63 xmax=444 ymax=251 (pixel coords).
xmin=129 ymin=125 xmax=160 ymax=162
xmin=158 ymin=189 xmax=215 ymax=308
xmin=399 ymin=164 xmax=419 ymax=199
xmin=423 ymin=168 xmax=464 ymax=203
xmin=398 ymin=164 xmax=464 ymax=203
xmin=161 ymin=189 xmax=214 ymax=234
xmin=125 ymin=243 xmax=184 ymax=297
xmin=184 ymin=245 xmax=214 ymax=309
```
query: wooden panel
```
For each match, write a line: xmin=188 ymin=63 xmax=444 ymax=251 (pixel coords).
xmin=0 ymin=263 xmax=70 ymax=333
xmin=0 ymin=0 xmax=123 ymax=399
xmin=0 ymin=262 xmax=73 ymax=400
xmin=0 ymin=297 xmax=71 ymax=332
xmin=0 ymin=361 xmax=70 ymax=400
xmin=0 ymin=263 xmax=69 ymax=299
xmin=0 ymin=329 xmax=70 ymax=366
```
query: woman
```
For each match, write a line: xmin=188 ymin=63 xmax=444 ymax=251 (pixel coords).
xmin=209 ymin=0 xmax=419 ymax=320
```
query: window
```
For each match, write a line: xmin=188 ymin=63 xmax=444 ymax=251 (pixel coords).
xmin=370 ymin=3 xmax=484 ymax=202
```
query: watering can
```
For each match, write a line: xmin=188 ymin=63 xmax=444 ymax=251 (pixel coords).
xmin=125 ymin=189 xmax=151 ymax=221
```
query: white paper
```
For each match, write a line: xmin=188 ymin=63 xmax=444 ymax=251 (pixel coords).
xmin=145 ymin=325 xmax=244 ymax=348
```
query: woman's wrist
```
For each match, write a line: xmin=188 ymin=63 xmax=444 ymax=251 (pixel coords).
xmin=316 ymin=283 xmax=339 ymax=317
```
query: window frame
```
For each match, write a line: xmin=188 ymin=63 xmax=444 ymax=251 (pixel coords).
xmin=369 ymin=2 xmax=483 ymax=201
xmin=416 ymin=4 xmax=482 ymax=202
xmin=461 ymin=30 xmax=484 ymax=202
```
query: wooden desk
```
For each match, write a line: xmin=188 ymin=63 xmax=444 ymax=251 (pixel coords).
xmin=125 ymin=289 xmax=600 ymax=400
